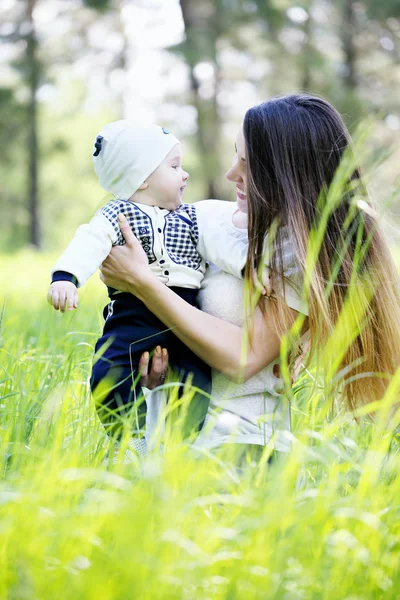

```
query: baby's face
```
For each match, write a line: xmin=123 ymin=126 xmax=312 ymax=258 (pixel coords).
xmin=145 ymin=144 xmax=189 ymax=210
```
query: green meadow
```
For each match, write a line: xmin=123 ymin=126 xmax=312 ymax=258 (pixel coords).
xmin=0 ymin=251 xmax=399 ymax=600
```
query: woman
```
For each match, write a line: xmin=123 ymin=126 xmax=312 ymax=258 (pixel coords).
xmin=100 ymin=94 xmax=400 ymax=460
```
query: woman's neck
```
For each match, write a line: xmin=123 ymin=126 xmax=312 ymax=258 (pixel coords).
xmin=232 ymin=209 xmax=248 ymax=229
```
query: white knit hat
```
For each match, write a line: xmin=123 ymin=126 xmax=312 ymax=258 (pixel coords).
xmin=92 ymin=120 xmax=180 ymax=200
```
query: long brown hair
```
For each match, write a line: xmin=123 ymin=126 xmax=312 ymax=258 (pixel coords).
xmin=243 ymin=94 xmax=400 ymax=413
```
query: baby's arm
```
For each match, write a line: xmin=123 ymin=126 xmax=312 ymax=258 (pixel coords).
xmin=195 ymin=200 xmax=248 ymax=277
xmin=48 ymin=211 xmax=118 ymax=312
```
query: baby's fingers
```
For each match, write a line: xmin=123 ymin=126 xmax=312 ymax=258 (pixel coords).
xmin=51 ymin=290 xmax=60 ymax=311
xmin=67 ymin=289 xmax=78 ymax=311
xmin=47 ymin=288 xmax=54 ymax=306
xmin=59 ymin=290 xmax=68 ymax=313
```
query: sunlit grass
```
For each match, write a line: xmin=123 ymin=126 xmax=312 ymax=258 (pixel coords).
xmin=0 ymin=250 xmax=400 ymax=599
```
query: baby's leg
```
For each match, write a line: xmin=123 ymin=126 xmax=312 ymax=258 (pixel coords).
xmin=91 ymin=293 xmax=171 ymax=438
xmin=90 ymin=351 xmax=146 ymax=439
xmin=169 ymin=342 xmax=212 ymax=436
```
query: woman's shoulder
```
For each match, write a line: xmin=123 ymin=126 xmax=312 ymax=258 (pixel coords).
xmin=193 ymin=199 xmax=237 ymax=219
xmin=270 ymin=228 xmax=308 ymax=316
xmin=194 ymin=200 xmax=248 ymax=241
xmin=278 ymin=228 xmax=299 ymax=271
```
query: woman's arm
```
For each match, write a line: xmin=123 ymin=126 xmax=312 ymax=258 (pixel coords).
xmin=134 ymin=275 xmax=289 ymax=382
xmin=100 ymin=215 xmax=300 ymax=382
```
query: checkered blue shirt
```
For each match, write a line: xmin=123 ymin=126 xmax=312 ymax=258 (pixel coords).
xmin=51 ymin=199 xmax=247 ymax=290
xmin=100 ymin=200 xmax=202 ymax=271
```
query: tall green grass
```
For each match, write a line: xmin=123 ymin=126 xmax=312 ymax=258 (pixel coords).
xmin=1 ymin=217 xmax=400 ymax=599
xmin=0 ymin=251 xmax=399 ymax=599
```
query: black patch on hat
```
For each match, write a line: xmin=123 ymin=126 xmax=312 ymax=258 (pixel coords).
xmin=93 ymin=135 xmax=104 ymax=156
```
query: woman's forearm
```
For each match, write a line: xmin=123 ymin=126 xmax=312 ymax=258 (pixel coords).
xmin=99 ymin=222 xmax=284 ymax=380
xmin=134 ymin=276 xmax=281 ymax=381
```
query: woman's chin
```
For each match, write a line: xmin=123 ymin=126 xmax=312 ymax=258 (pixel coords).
xmin=236 ymin=197 xmax=248 ymax=214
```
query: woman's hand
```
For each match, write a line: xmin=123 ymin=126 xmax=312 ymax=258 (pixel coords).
xmin=139 ymin=346 xmax=169 ymax=389
xmin=253 ymin=265 xmax=273 ymax=298
xmin=100 ymin=213 xmax=153 ymax=293
xmin=291 ymin=338 xmax=311 ymax=383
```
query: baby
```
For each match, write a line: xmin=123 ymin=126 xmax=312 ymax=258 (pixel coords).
xmin=48 ymin=121 xmax=248 ymax=442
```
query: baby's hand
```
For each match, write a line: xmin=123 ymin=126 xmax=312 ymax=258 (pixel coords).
xmin=47 ymin=281 xmax=78 ymax=312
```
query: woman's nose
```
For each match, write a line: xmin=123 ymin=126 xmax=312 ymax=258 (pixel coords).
xmin=183 ymin=170 xmax=189 ymax=181
xmin=226 ymin=164 xmax=239 ymax=182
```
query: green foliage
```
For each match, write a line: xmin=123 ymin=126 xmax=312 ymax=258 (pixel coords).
xmin=1 ymin=253 xmax=400 ymax=598
xmin=0 ymin=87 xmax=26 ymax=160
xmin=252 ymin=0 xmax=285 ymax=30
xmin=363 ymin=0 xmax=400 ymax=20
xmin=1 ymin=0 xmax=400 ymax=248
xmin=82 ymin=0 xmax=111 ymax=11
xmin=0 ymin=86 xmax=29 ymax=249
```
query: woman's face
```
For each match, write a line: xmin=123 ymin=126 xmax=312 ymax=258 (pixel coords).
xmin=226 ymin=125 xmax=248 ymax=214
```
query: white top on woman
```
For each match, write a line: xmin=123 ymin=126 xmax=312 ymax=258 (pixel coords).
xmin=146 ymin=200 xmax=308 ymax=453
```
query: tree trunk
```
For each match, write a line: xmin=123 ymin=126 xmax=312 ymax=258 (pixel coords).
xmin=341 ymin=0 xmax=357 ymax=90
xmin=27 ymin=0 xmax=40 ymax=248
xmin=179 ymin=0 xmax=221 ymax=199
xmin=301 ymin=5 xmax=312 ymax=91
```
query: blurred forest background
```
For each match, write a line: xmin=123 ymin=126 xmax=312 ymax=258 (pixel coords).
xmin=1 ymin=0 xmax=400 ymax=252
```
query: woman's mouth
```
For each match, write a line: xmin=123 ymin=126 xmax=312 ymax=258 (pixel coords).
xmin=180 ymin=185 xmax=187 ymax=194
xmin=236 ymin=187 xmax=246 ymax=200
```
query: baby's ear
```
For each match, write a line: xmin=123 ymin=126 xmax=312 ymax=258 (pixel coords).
xmin=138 ymin=180 xmax=149 ymax=190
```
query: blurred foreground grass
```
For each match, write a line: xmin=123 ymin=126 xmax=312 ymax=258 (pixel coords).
xmin=0 ymin=251 xmax=400 ymax=599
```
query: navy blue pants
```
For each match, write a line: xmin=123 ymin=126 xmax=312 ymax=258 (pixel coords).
xmin=90 ymin=289 xmax=211 ymax=438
